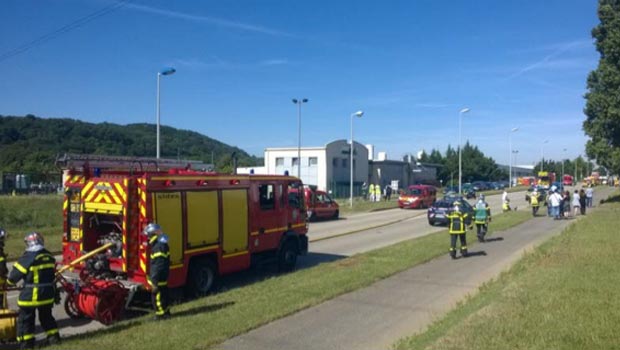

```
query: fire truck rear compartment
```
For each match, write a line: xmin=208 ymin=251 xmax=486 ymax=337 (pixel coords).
xmin=82 ymin=212 xmax=123 ymax=257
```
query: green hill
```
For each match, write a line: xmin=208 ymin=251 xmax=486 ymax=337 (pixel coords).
xmin=0 ymin=114 xmax=262 ymax=175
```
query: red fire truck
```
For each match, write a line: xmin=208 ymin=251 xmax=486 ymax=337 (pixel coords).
xmin=59 ymin=154 xmax=308 ymax=302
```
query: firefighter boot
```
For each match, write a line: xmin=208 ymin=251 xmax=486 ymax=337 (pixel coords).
xmin=461 ymin=248 xmax=469 ymax=258
xmin=47 ymin=333 xmax=61 ymax=346
xmin=449 ymin=248 xmax=457 ymax=260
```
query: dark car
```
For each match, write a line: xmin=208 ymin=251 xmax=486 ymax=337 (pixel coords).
xmin=427 ymin=196 xmax=474 ymax=226
xmin=525 ymin=187 xmax=548 ymax=205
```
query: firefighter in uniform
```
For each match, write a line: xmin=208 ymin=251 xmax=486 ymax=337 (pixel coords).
xmin=0 ymin=228 xmax=8 ymax=309
xmin=7 ymin=232 xmax=60 ymax=349
xmin=474 ymin=195 xmax=491 ymax=243
xmin=447 ymin=201 xmax=471 ymax=259
xmin=530 ymin=189 xmax=540 ymax=216
xmin=144 ymin=223 xmax=171 ymax=320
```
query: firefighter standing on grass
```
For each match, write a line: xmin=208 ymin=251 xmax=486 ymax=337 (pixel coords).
xmin=474 ymin=195 xmax=491 ymax=243
xmin=530 ymin=189 xmax=540 ymax=216
xmin=7 ymin=232 xmax=60 ymax=349
xmin=447 ymin=201 xmax=471 ymax=259
xmin=0 ymin=228 xmax=8 ymax=309
xmin=144 ymin=223 xmax=171 ymax=320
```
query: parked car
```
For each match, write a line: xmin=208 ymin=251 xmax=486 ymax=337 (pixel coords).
xmin=304 ymin=186 xmax=339 ymax=221
xmin=427 ymin=195 xmax=474 ymax=226
xmin=398 ymin=185 xmax=437 ymax=209
xmin=471 ymin=181 xmax=488 ymax=191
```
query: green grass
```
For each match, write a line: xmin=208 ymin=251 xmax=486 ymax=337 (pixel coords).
xmin=0 ymin=194 xmax=63 ymax=259
xmin=394 ymin=191 xmax=620 ymax=350
xmin=336 ymin=197 xmax=399 ymax=215
xmin=51 ymin=209 xmax=531 ymax=350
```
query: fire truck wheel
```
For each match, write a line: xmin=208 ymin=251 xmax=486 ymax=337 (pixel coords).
xmin=187 ymin=258 xmax=218 ymax=298
xmin=278 ymin=239 xmax=298 ymax=272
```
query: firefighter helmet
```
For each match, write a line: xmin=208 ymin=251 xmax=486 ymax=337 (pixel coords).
xmin=24 ymin=232 xmax=44 ymax=248
xmin=0 ymin=228 xmax=6 ymax=239
xmin=143 ymin=223 xmax=162 ymax=237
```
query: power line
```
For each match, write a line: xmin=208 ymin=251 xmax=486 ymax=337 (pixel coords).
xmin=0 ymin=0 xmax=131 ymax=63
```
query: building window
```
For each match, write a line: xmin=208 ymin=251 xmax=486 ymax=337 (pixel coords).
xmin=353 ymin=159 xmax=356 ymax=168
xmin=342 ymin=159 xmax=347 ymax=167
xmin=259 ymin=184 xmax=275 ymax=210
xmin=275 ymin=157 xmax=284 ymax=166
xmin=292 ymin=157 xmax=299 ymax=166
xmin=309 ymin=157 xmax=318 ymax=166
xmin=332 ymin=158 xmax=338 ymax=167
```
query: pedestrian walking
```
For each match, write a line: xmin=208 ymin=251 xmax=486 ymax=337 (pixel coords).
xmin=384 ymin=185 xmax=392 ymax=201
xmin=474 ymin=194 xmax=491 ymax=242
xmin=586 ymin=186 xmax=594 ymax=208
xmin=572 ymin=190 xmax=580 ymax=216
xmin=579 ymin=188 xmax=587 ymax=215
xmin=7 ymin=232 xmax=60 ymax=349
xmin=447 ymin=201 xmax=471 ymax=259
xmin=144 ymin=223 xmax=171 ymax=320
xmin=0 ymin=228 xmax=7 ymax=309
xmin=562 ymin=190 xmax=571 ymax=218
xmin=549 ymin=189 xmax=563 ymax=220
xmin=530 ymin=190 xmax=540 ymax=216
xmin=368 ymin=183 xmax=375 ymax=202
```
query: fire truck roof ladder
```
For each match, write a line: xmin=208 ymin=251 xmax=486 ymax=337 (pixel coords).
xmin=55 ymin=153 xmax=212 ymax=173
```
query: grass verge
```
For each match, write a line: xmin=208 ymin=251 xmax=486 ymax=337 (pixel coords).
xmin=0 ymin=194 xmax=63 ymax=259
xmin=52 ymin=210 xmax=531 ymax=350
xmin=394 ymin=191 xmax=620 ymax=350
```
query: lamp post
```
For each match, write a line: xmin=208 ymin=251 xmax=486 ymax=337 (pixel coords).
xmin=561 ymin=148 xmax=567 ymax=180
xmin=292 ymin=98 xmax=308 ymax=179
xmin=541 ymin=139 xmax=549 ymax=172
xmin=350 ymin=110 xmax=364 ymax=207
xmin=458 ymin=107 xmax=470 ymax=194
xmin=509 ymin=127 xmax=519 ymax=188
xmin=156 ymin=67 xmax=176 ymax=159
xmin=512 ymin=150 xmax=519 ymax=184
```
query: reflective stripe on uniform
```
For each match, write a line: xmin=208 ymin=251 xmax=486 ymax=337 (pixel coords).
xmin=157 ymin=281 xmax=168 ymax=286
xmin=155 ymin=291 xmax=164 ymax=315
xmin=17 ymin=298 xmax=54 ymax=307
xmin=13 ymin=262 xmax=28 ymax=274
xmin=150 ymin=252 xmax=170 ymax=259
xmin=46 ymin=328 xmax=59 ymax=336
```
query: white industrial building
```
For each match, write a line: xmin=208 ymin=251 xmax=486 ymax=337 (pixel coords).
xmin=238 ymin=140 xmax=369 ymax=197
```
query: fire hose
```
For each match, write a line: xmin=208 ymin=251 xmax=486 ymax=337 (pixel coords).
xmin=57 ymin=243 xmax=129 ymax=325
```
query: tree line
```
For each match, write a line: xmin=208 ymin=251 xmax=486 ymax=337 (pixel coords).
xmin=0 ymin=114 xmax=262 ymax=177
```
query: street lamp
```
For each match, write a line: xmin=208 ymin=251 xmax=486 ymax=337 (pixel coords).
xmin=350 ymin=110 xmax=364 ymax=207
xmin=292 ymin=98 xmax=308 ymax=179
xmin=561 ymin=148 xmax=567 ymax=180
xmin=509 ymin=127 xmax=519 ymax=188
xmin=156 ymin=67 xmax=176 ymax=159
xmin=458 ymin=107 xmax=470 ymax=194
xmin=512 ymin=150 xmax=519 ymax=183
xmin=541 ymin=139 xmax=549 ymax=172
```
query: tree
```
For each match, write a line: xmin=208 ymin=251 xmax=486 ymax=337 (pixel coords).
xmin=584 ymin=0 xmax=620 ymax=175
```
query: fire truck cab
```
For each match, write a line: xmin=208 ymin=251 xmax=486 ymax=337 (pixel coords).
xmin=59 ymin=154 xmax=308 ymax=296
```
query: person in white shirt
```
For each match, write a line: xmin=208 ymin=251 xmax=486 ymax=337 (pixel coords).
xmin=549 ymin=190 xmax=563 ymax=220
xmin=585 ymin=186 xmax=594 ymax=208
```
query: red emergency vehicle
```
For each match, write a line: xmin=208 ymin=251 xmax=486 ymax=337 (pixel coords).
xmin=562 ymin=174 xmax=574 ymax=186
xmin=303 ymin=185 xmax=339 ymax=221
xmin=398 ymin=185 xmax=437 ymax=209
xmin=59 ymin=154 xmax=308 ymax=297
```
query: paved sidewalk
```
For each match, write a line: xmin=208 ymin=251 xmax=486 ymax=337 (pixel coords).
xmin=218 ymin=197 xmax=607 ymax=350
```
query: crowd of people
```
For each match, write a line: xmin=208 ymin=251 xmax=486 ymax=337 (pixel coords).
xmin=530 ymin=185 xmax=595 ymax=219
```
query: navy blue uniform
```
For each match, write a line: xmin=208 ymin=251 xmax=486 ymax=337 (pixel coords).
xmin=148 ymin=234 xmax=170 ymax=317
xmin=8 ymin=248 xmax=59 ymax=348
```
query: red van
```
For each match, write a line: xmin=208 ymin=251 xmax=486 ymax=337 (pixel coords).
xmin=398 ymin=185 xmax=437 ymax=209
xmin=304 ymin=186 xmax=340 ymax=220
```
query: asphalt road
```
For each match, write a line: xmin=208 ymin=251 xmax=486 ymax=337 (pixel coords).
xmin=3 ymin=190 xmax=529 ymax=344
xmin=217 ymin=187 xmax=613 ymax=350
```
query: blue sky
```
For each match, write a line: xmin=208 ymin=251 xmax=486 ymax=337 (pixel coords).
xmin=0 ymin=0 xmax=599 ymax=166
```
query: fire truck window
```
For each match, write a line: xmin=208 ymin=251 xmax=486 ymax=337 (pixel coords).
xmin=287 ymin=183 xmax=303 ymax=209
xmin=259 ymin=184 xmax=275 ymax=210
